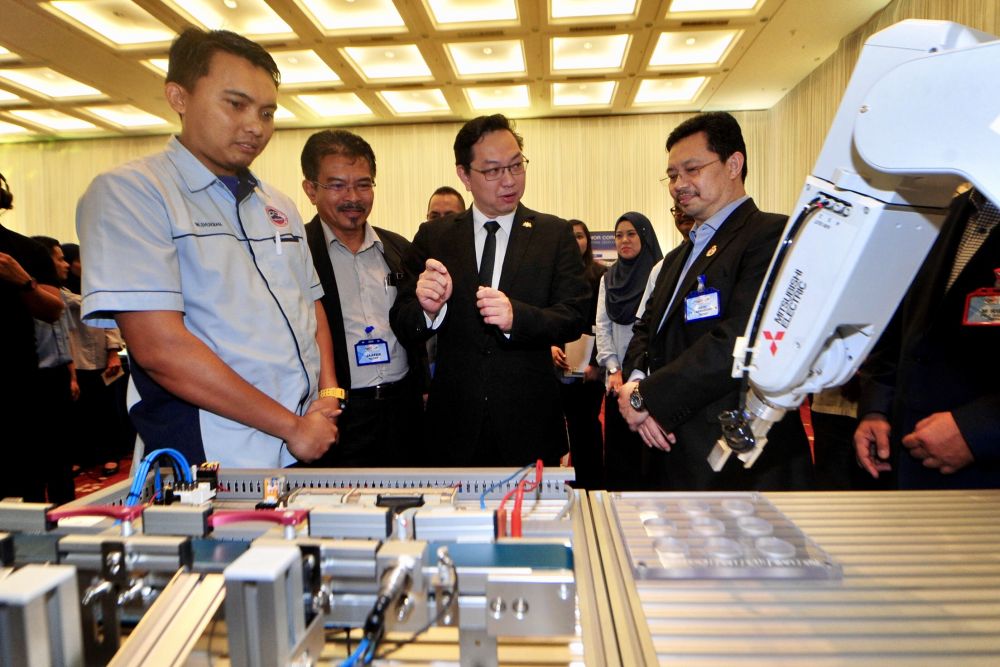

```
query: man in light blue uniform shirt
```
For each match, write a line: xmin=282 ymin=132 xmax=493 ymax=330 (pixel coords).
xmin=77 ymin=29 xmax=341 ymax=468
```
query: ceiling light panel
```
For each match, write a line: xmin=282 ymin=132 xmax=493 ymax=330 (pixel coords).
xmin=0 ymin=89 xmax=25 ymax=104
xmin=0 ymin=47 xmax=20 ymax=63
xmin=552 ymin=81 xmax=616 ymax=106
xmin=44 ymin=1 xmax=175 ymax=48
xmin=465 ymin=84 xmax=530 ymax=110
xmin=649 ymin=30 xmax=740 ymax=68
xmin=8 ymin=109 xmax=99 ymax=131
xmin=82 ymin=104 xmax=169 ymax=128
xmin=143 ymin=58 xmax=170 ymax=76
xmin=551 ymin=34 xmax=630 ymax=73
xmin=341 ymin=45 xmax=431 ymax=82
xmin=550 ymin=0 xmax=637 ymax=21
xmin=295 ymin=0 xmax=405 ymax=35
xmin=379 ymin=89 xmax=450 ymax=115
xmin=296 ymin=92 xmax=372 ymax=117
xmin=424 ymin=0 xmax=518 ymax=28
xmin=272 ymin=51 xmax=341 ymax=87
xmin=633 ymin=76 xmax=707 ymax=105
xmin=0 ymin=68 xmax=103 ymax=99
xmin=668 ymin=0 xmax=760 ymax=13
xmin=0 ymin=119 xmax=33 ymax=135
xmin=162 ymin=0 xmax=293 ymax=39
xmin=274 ymin=105 xmax=296 ymax=120
xmin=446 ymin=41 xmax=525 ymax=78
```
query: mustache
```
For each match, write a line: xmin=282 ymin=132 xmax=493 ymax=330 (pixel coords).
xmin=336 ymin=202 xmax=367 ymax=212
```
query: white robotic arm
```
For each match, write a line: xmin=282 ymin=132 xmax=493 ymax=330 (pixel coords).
xmin=710 ymin=19 xmax=1000 ymax=471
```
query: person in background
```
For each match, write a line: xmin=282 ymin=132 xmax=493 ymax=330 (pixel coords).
xmin=61 ymin=242 xmax=128 ymax=478
xmin=552 ymin=219 xmax=607 ymax=487
xmin=855 ymin=187 xmax=1000 ymax=489
xmin=302 ymin=129 xmax=425 ymax=466
xmin=426 ymin=186 xmax=466 ymax=221
xmin=31 ymin=236 xmax=77 ymax=504
xmin=596 ymin=212 xmax=663 ymax=490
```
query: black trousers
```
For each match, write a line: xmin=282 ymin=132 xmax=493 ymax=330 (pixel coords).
xmin=312 ymin=379 xmax=424 ymax=468
xmin=559 ymin=379 xmax=605 ymax=488
xmin=603 ymin=392 xmax=647 ymax=491
xmin=33 ymin=365 xmax=77 ymax=505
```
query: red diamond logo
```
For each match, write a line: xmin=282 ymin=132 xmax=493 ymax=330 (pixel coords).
xmin=762 ymin=330 xmax=784 ymax=355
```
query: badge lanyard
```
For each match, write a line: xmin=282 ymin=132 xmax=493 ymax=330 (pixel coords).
xmin=963 ymin=268 xmax=1000 ymax=326
xmin=685 ymin=274 xmax=721 ymax=322
xmin=355 ymin=325 xmax=391 ymax=366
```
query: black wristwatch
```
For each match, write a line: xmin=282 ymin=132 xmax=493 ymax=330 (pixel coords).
xmin=21 ymin=276 xmax=37 ymax=292
xmin=629 ymin=384 xmax=644 ymax=411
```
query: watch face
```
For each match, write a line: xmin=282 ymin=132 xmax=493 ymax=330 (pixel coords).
xmin=629 ymin=387 xmax=643 ymax=410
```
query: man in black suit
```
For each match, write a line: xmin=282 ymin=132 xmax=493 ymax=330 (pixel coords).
xmin=855 ymin=188 xmax=1000 ymax=489
xmin=618 ymin=112 xmax=812 ymax=490
xmin=302 ymin=130 xmax=424 ymax=466
xmin=390 ymin=114 xmax=590 ymax=467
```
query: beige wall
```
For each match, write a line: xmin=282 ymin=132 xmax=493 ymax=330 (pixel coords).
xmin=1 ymin=0 xmax=996 ymax=249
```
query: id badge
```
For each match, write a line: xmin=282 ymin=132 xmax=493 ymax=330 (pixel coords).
xmin=964 ymin=288 xmax=1000 ymax=326
xmin=685 ymin=274 xmax=721 ymax=322
xmin=355 ymin=338 xmax=391 ymax=365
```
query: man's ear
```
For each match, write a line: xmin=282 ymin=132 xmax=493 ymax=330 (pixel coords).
xmin=302 ymin=179 xmax=318 ymax=204
xmin=726 ymin=152 xmax=745 ymax=180
xmin=165 ymin=81 xmax=188 ymax=116
xmin=456 ymin=164 xmax=472 ymax=191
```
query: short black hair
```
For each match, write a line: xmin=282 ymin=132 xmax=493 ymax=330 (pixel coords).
xmin=428 ymin=186 xmax=465 ymax=210
xmin=300 ymin=129 xmax=376 ymax=182
xmin=666 ymin=112 xmax=748 ymax=182
xmin=31 ymin=235 xmax=61 ymax=253
xmin=167 ymin=28 xmax=280 ymax=91
xmin=454 ymin=114 xmax=523 ymax=171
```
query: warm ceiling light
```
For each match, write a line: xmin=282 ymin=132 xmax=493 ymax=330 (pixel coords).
xmin=550 ymin=0 xmax=637 ymax=20
xmin=296 ymin=92 xmax=372 ymax=117
xmin=8 ymin=109 xmax=99 ymax=131
xmin=633 ymin=76 xmax=707 ymax=105
xmin=342 ymin=45 xmax=431 ymax=81
xmin=649 ymin=30 xmax=740 ymax=67
xmin=465 ymin=84 xmax=530 ymax=110
xmin=551 ymin=34 xmax=630 ymax=72
xmin=552 ymin=81 xmax=616 ymax=106
xmin=296 ymin=0 xmax=404 ymax=35
xmin=0 ymin=89 xmax=24 ymax=104
xmin=274 ymin=105 xmax=296 ymax=121
xmin=379 ymin=89 xmax=450 ymax=115
xmin=161 ymin=0 xmax=293 ymax=39
xmin=0 ymin=119 xmax=33 ymax=135
xmin=446 ymin=40 xmax=525 ymax=78
xmin=44 ymin=1 xmax=175 ymax=47
xmin=271 ymin=50 xmax=340 ymax=86
xmin=668 ymin=0 xmax=759 ymax=13
xmin=83 ymin=105 xmax=169 ymax=128
xmin=0 ymin=68 xmax=103 ymax=99
xmin=144 ymin=58 xmax=170 ymax=76
xmin=424 ymin=0 xmax=517 ymax=27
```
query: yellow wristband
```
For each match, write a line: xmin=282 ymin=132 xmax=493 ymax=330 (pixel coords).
xmin=319 ymin=387 xmax=347 ymax=400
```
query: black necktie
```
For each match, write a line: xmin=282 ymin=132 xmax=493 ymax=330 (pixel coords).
xmin=478 ymin=220 xmax=500 ymax=287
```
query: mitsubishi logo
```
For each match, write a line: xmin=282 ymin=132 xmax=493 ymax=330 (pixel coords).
xmin=762 ymin=330 xmax=784 ymax=355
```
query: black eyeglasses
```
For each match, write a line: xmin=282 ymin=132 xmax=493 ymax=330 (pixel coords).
xmin=467 ymin=159 xmax=529 ymax=181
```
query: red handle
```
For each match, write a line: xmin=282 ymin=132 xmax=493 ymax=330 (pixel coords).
xmin=48 ymin=505 xmax=145 ymax=523
xmin=207 ymin=509 xmax=308 ymax=529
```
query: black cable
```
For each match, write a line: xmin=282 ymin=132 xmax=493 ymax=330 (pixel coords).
xmin=374 ymin=560 xmax=460 ymax=661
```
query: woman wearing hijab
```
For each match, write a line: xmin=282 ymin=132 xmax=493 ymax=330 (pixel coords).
xmin=552 ymin=220 xmax=607 ymax=488
xmin=596 ymin=212 xmax=663 ymax=490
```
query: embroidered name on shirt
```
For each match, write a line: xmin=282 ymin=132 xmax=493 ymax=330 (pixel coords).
xmin=194 ymin=221 xmax=223 ymax=228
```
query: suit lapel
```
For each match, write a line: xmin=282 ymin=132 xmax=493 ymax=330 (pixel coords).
xmin=499 ymin=204 xmax=533 ymax=293
xmin=453 ymin=209 xmax=480 ymax=291
xmin=661 ymin=199 xmax=754 ymax=326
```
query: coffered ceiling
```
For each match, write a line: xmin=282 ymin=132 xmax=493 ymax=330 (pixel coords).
xmin=0 ymin=0 xmax=889 ymax=141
